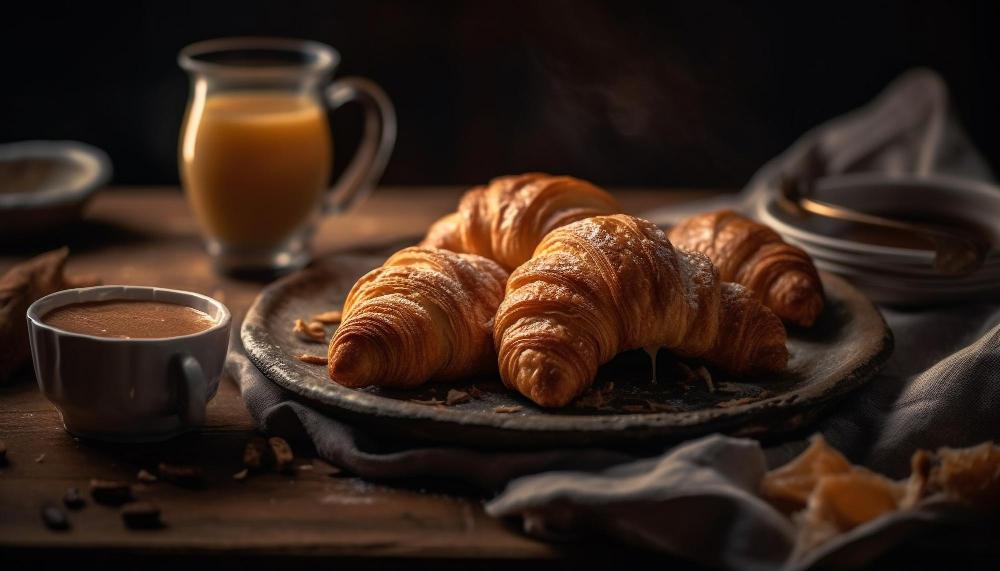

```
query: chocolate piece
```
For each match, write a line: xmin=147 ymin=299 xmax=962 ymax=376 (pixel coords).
xmin=89 ymin=479 xmax=133 ymax=506
xmin=121 ymin=501 xmax=163 ymax=529
xmin=63 ymin=487 xmax=85 ymax=510
xmin=41 ymin=504 xmax=70 ymax=531
xmin=157 ymin=463 xmax=204 ymax=488
xmin=42 ymin=504 xmax=69 ymax=531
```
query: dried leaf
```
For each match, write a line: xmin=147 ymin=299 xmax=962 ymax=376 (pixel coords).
xmin=1 ymin=248 xmax=99 ymax=383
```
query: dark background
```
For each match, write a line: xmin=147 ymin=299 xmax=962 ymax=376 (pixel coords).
xmin=2 ymin=0 xmax=997 ymax=188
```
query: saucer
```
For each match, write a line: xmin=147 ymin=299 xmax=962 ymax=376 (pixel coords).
xmin=755 ymin=173 xmax=1000 ymax=305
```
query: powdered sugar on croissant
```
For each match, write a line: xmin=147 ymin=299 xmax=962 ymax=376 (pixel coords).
xmin=669 ymin=210 xmax=824 ymax=327
xmin=494 ymin=214 xmax=788 ymax=407
xmin=421 ymin=173 xmax=621 ymax=270
xmin=328 ymin=247 xmax=507 ymax=388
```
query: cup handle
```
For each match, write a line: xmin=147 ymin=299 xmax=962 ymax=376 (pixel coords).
xmin=323 ymin=77 xmax=397 ymax=214
xmin=176 ymin=355 xmax=207 ymax=426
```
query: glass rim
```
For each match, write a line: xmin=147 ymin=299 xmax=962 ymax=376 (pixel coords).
xmin=178 ymin=37 xmax=340 ymax=78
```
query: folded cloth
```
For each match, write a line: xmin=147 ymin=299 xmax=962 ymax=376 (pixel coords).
xmin=229 ymin=346 xmax=634 ymax=490
xmin=229 ymin=69 xmax=1000 ymax=569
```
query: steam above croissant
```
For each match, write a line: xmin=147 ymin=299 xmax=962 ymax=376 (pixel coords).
xmin=669 ymin=210 xmax=825 ymax=327
xmin=494 ymin=214 xmax=788 ymax=407
xmin=421 ymin=173 xmax=621 ymax=270
xmin=327 ymin=247 xmax=507 ymax=388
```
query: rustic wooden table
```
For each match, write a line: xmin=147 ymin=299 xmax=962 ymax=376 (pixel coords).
xmin=0 ymin=187 xmax=715 ymax=569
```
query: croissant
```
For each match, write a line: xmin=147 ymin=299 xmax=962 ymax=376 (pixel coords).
xmin=668 ymin=210 xmax=824 ymax=327
xmin=327 ymin=247 xmax=508 ymax=388
xmin=421 ymin=173 xmax=621 ymax=270
xmin=494 ymin=214 xmax=788 ymax=407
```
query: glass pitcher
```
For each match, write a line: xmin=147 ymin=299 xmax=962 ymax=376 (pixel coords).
xmin=179 ymin=37 xmax=395 ymax=275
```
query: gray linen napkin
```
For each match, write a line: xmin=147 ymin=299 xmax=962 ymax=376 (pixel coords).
xmin=228 ymin=69 xmax=1000 ymax=569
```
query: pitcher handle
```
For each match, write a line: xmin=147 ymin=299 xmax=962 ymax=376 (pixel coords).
xmin=323 ymin=77 xmax=397 ymax=214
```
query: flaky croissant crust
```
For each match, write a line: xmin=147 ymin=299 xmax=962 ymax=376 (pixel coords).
xmin=495 ymin=214 xmax=788 ymax=407
xmin=421 ymin=173 xmax=621 ymax=270
xmin=669 ymin=210 xmax=824 ymax=327
xmin=328 ymin=246 xmax=507 ymax=389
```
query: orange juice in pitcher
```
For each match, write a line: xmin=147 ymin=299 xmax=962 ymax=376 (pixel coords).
xmin=178 ymin=38 xmax=395 ymax=275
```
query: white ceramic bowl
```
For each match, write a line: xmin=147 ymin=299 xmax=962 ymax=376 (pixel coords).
xmin=26 ymin=286 xmax=231 ymax=442
xmin=0 ymin=140 xmax=112 ymax=236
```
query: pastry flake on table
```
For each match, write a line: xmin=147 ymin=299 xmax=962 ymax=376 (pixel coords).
xmin=327 ymin=246 xmax=508 ymax=388
xmin=421 ymin=173 xmax=621 ymax=271
xmin=763 ymin=435 xmax=1000 ymax=554
xmin=905 ymin=442 xmax=1000 ymax=509
xmin=760 ymin=435 xmax=853 ymax=513
xmin=494 ymin=214 xmax=788 ymax=407
xmin=669 ymin=209 xmax=825 ymax=327
xmin=0 ymin=247 xmax=98 ymax=383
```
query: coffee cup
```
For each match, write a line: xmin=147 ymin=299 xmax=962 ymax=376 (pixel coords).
xmin=26 ymin=285 xmax=231 ymax=442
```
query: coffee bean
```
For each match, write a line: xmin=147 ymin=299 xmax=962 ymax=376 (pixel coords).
xmin=41 ymin=504 xmax=70 ymax=531
xmin=89 ymin=479 xmax=133 ymax=506
xmin=157 ymin=463 xmax=204 ymax=488
xmin=63 ymin=487 xmax=85 ymax=510
xmin=268 ymin=437 xmax=294 ymax=474
xmin=121 ymin=501 xmax=162 ymax=530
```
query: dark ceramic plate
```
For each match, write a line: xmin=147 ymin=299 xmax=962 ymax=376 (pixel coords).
xmin=242 ymin=254 xmax=893 ymax=448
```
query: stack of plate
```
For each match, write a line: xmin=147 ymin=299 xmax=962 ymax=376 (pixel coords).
xmin=755 ymin=173 xmax=1000 ymax=306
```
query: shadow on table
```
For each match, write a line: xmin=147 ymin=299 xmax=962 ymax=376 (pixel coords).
xmin=0 ymin=219 xmax=156 ymax=258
